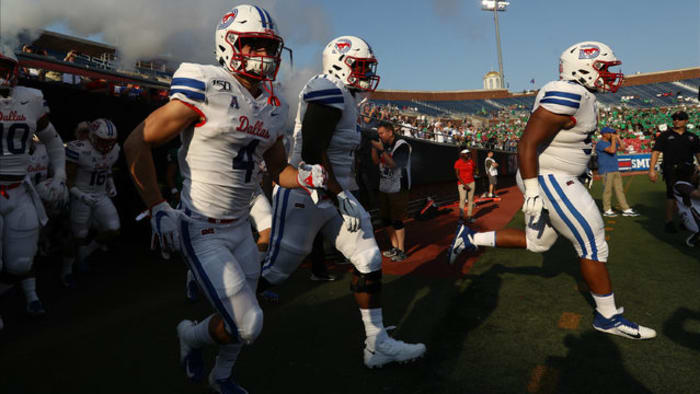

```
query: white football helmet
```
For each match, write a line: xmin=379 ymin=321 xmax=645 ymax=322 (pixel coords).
xmin=89 ymin=118 xmax=118 ymax=155
xmin=215 ymin=4 xmax=283 ymax=82
xmin=559 ymin=41 xmax=623 ymax=93
xmin=0 ymin=46 xmax=19 ymax=91
xmin=36 ymin=178 xmax=69 ymax=216
xmin=322 ymin=36 xmax=380 ymax=92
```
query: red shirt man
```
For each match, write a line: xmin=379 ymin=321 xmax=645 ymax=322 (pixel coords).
xmin=453 ymin=150 xmax=476 ymax=222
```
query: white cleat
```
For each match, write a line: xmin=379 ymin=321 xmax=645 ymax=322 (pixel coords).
xmin=176 ymin=320 xmax=205 ymax=382
xmin=364 ymin=335 xmax=426 ymax=368
xmin=592 ymin=307 xmax=656 ymax=340
xmin=209 ymin=370 xmax=249 ymax=394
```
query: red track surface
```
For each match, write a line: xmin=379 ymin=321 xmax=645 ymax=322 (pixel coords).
xmin=374 ymin=183 xmax=523 ymax=278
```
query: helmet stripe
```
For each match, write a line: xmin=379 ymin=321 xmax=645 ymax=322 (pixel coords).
xmin=262 ymin=8 xmax=273 ymax=28
xmin=253 ymin=6 xmax=268 ymax=28
xmin=106 ymin=120 xmax=114 ymax=137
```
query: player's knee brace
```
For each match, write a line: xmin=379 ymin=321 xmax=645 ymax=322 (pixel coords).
xmin=238 ymin=305 xmax=263 ymax=345
xmin=350 ymin=268 xmax=382 ymax=294
xmin=392 ymin=220 xmax=404 ymax=230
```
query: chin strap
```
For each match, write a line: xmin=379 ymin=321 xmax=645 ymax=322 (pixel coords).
xmin=263 ymin=80 xmax=280 ymax=106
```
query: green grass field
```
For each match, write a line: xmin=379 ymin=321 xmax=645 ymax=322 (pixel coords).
xmin=1 ymin=175 xmax=698 ymax=393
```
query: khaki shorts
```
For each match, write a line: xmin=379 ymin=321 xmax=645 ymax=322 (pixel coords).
xmin=379 ymin=189 xmax=409 ymax=223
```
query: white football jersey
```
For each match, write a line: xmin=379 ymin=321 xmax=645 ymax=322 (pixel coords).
xmin=27 ymin=141 xmax=49 ymax=185
xmin=0 ymin=86 xmax=50 ymax=176
xmin=170 ymin=63 xmax=288 ymax=220
xmin=65 ymin=139 xmax=120 ymax=194
xmin=290 ymin=74 xmax=361 ymax=191
xmin=532 ymin=80 xmax=598 ymax=176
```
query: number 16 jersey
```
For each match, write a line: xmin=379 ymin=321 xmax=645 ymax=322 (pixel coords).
xmin=65 ymin=140 xmax=119 ymax=194
xmin=170 ymin=63 xmax=288 ymax=220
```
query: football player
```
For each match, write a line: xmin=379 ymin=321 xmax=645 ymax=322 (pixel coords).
xmin=124 ymin=5 xmax=326 ymax=392
xmin=259 ymin=36 xmax=426 ymax=368
xmin=672 ymin=162 xmax=700 ymax=247
xmin=64 ymin=118 xmax=120 ymax=282
xmin=447 ymin=41 xmax=656 ymax=340
xmin=0 ymin=47 xmax=67 ymax=326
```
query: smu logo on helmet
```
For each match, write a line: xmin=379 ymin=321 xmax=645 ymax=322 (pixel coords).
xmin=218 ymin=9 xmax=237 ymax=30
xmin=578 ymin=45 xmax=600 ymax=59
xmin=335 ymin=39 xmax=352 ymax=54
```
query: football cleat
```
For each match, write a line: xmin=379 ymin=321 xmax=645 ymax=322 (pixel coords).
xmin=447 ymin=224 xmax=477 ymax=265
xmin=592 ymin=307 xmax=656 ymax=340
xmin=258 ymin=290 xmax=280 ymax=303
xmin=176 ymin=320 xmax=205 ymax=382
xmin=209 ymin=370 xmax=249 ymax=394
xmin=26 ymin=300 xmax=47 ymax=317
xmin=364 ymin=335 xmax=426 ymax=368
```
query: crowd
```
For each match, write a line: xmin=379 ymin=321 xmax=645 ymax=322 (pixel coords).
xmin=365 ymin=101 xmax=700 ymax=155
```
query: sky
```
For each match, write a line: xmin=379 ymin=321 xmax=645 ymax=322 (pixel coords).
xmin=2 ymin=0 xmax=699 ymax=93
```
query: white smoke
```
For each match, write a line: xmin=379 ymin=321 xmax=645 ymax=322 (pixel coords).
xmin=1 ymin=0 xmax=331 ymax=70
xmin=1 ymin=0 xmax=333 ymax=118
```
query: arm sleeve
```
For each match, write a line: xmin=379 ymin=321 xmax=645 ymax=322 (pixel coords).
xmin=168 ymin=63 xmax=207 ymax=110
xmin=35 ymin=122 xmax=66 ymax=180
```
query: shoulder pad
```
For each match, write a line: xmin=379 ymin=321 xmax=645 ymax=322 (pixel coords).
xmin=65 ymin=140 xmax=86 ymax=162
xmin=301 ymin=75 xmax=345 ymax=110
xmin=169 ymin=63 xmax=207 ymax=104
xmin=538 ymin=80 xmax=584 ymax=116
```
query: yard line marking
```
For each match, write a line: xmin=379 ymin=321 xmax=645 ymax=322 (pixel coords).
xmin=527 ymin=365 xmax=560 ymax=393
xmin=558 ymin=312 xmax=582 ymax=330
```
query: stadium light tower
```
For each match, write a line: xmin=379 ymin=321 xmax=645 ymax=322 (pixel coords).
xmin=481 ymin=0 xmax=509 ymax=89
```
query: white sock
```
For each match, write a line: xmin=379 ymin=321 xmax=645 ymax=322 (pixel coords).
xmin=21 ymin=277 xmax=39 ymax=303
xmin=212 ymin=343 xmax=243 ymax=380
xmin=62 ymin=257 xmax=74 ymax=276
xmin=360 ymin=308 xmax=386 ymax=349
xmin=591 ymin=292 xmax=618 ymax=319
xmin=183 ymin=315 xmax=216 ymax=348
xmin=473 ymin=231 xmax=496 ymax=247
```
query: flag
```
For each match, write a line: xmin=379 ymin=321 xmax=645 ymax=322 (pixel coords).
xmin=530 ymin=78 xmax=535 ymax=84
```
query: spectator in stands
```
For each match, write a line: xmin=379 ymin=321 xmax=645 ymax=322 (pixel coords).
xmin=596 ymin=127 xmax=639 ymax=217
xmin=649 ymin=111 xmax=700 ymax=232
xmin=62 ymin=49 xmax=81 ymax=85
xmin=484 ymin=150 xmax=499 ymax=198
xmin=372 ymin=122 xmax=412 ymax=262
xmin=454 ymin=149 xmax=476 ymax=223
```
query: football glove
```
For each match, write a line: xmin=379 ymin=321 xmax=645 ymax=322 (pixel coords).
xmin=337 ymin=190 xmax=362 ymax=232
xmin=70 ymin=186 xmax=98 ymax=207
xmin=47 ymin=176 xmax=69 ymax=206
xmin=521 ymin=177 xmax=544 ymax=225
xmin=297 ymin=162 xmax=327 ymax=204
xmin=150 ymin=200 xmax=181 ymax=260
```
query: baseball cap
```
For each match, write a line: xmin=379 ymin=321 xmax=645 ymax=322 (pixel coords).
xmin=600 ymin=127 xmax=616 ymax=134
xmin=672 ymin=111 xmax=689 ymax=121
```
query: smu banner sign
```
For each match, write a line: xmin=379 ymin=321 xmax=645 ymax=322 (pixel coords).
xmin=617 ymin=153 xmax=651 ymax=172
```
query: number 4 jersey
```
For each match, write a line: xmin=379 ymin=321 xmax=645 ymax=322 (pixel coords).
xmin=65 ymin=140 xmax=119 ymax=194
xmin=169 ymin=63 xmax=288 ymax=220
xmin=0 ymin=86 xmax=49 ymax=176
